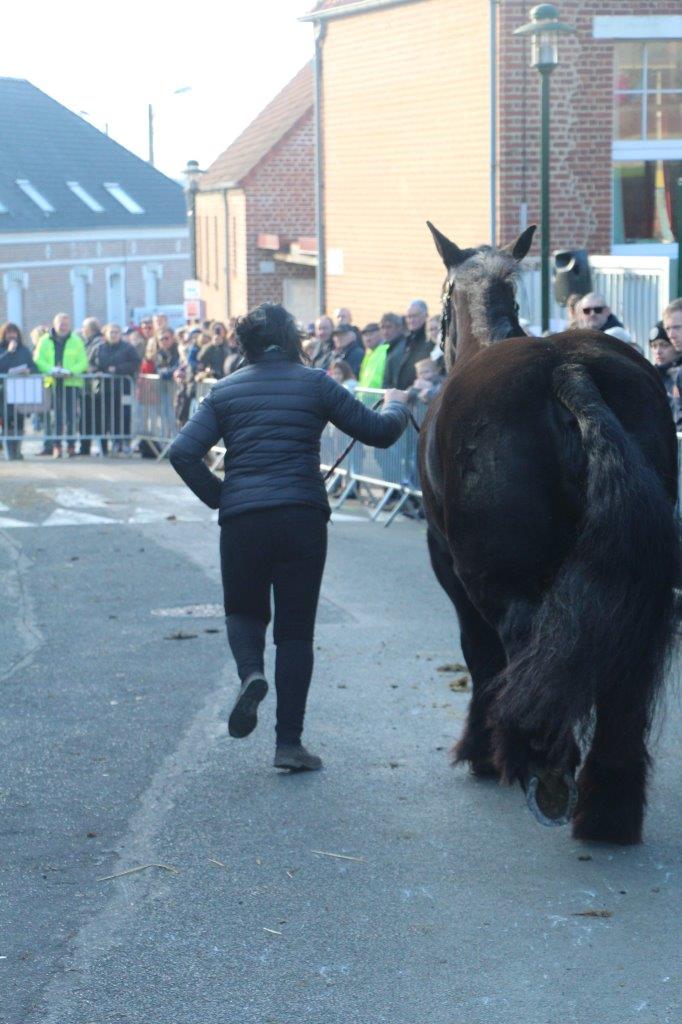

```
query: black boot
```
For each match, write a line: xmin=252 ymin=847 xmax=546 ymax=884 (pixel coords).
xmin=228 ymin=672 xmax=268 ymax=738
xmin=274 ymin=743 xmax=322 ymax=771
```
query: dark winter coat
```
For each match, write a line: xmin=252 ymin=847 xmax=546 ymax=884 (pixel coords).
xmin=336 ymin=338 xmax=366 ymax=378
xmin=89 ymin=339 xmax=141 ymax=376
xmin=168 ymin=350 xmax=410 ymax=521
xmin=197 ymin=340 xmax=230 ymax=380
xmin=156 ymin=344 xmax=180 ymax=379
xmin=311 ymin=339 xmax=334 ymax=371
xmin=0 ymin=341 xmax=36 ymax=374
xmin=602 ymin=312 xmax=625 ymax=333
xmin=384 ymin=325 xmax=432 ymax=390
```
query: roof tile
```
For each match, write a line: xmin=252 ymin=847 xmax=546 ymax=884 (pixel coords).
xmin=200 ymin=63 xmax=313 ymax=190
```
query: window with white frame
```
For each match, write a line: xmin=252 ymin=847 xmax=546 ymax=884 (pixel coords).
xmin=613 ymin=40 xmax=681 ymax=247
xmin=70 ymin=267 xmax=93 ymax=327
xmin=105 ymin=266 xmax=127 ymax=324
xmin=142 ymin=264 xmax=162 ymax=308
xmin=16 ymin=179 xmax=55 ymax=213
xmin=103 ymin=183 xmax=144 ymax=214
xmin=67 ymin=181 xmax=104 ymax=212
xmin=2 ymin=271 xmax=29 ymax=329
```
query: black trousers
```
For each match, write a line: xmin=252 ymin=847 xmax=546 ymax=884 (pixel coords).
xmin=220 ymin=505 xmax=328 ymax=744
xmin=50 ymin=383 xmax=78 ymax=446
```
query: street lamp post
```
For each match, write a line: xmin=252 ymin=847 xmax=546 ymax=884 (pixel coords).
xmin=183 ymin=160 xmax=204 ymax=281
xmin=148 ymin=87 xmax=192 ymax=167
xmin=514 ymin=4 xmax=575 ymax=333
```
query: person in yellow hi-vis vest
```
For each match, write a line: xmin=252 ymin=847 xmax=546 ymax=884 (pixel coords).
xmin=34 ymin=312 xmax=88 ymax=458
xmin=357 ymin=322 xmax=389 ymax=389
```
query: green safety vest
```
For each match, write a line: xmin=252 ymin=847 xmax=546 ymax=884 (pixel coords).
xmin=34 ymin=333 xmax=89 ymax=387
xmin=358 ymin=343 xmax=389 ymax=389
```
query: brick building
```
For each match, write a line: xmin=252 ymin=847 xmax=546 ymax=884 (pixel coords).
xmin=0 ymin=78 xmax=189 ymax=332
xmin=194 ymin=64 xmax=316 ymax=326
xmin=304 ymin=0 xmax=682 ymax=323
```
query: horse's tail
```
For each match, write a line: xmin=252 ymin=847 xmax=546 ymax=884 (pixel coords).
xmin=495 ymin=362 xmax=679 ymax=760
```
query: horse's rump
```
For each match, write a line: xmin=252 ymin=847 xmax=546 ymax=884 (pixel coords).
xmin=432 ymin=336 xmax=679 ymax=774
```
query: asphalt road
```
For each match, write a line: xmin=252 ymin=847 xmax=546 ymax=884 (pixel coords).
xmin=0 ymin=459 xmax=680 ymax=1024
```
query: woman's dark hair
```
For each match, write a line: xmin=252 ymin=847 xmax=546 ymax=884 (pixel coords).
xmin=0 ymin=322 xmax=23 ymax=347
xmin=235 ymin=303 xmax=304 ymax=364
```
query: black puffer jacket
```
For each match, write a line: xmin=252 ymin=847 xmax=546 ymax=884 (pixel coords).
xmin=0 ymin=341 xmax=36 ymax=373
xmin=89 ymin=339 xmax=141 ymax=376
xmin=168 ymin=350 xmax=409 ymax=521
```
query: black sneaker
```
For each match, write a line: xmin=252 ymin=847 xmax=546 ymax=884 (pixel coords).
xmin=227 ymin=673 xmax=268 ymax=738
xmin=274 ymin=743 xmax=323 ymax=771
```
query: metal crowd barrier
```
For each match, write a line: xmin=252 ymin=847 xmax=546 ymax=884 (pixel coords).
xmin=320 ymin=387 xmax=428 ymax=525
xmin=134 ymin=374 xmax=177 ymax=458
xmin=0 ymin=372 xmax=137 ymax=459
xmin=7 ymin=372 xmax=680 ymax=528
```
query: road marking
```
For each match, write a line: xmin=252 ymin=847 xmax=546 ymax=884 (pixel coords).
xmin=0 ymin=516 xmax=33 ymax=528
xmin=147 ymin=486 xmax=201 ymax=506
xmin=331 ymin=513 xmax=369 ymax=523
xmin=36 ymin=487 xmax=109 ymax=509
xmin=152 ymin=604 xmax=224 ymax=618
xmin=43 ymin=509 xmax=118 ymax=527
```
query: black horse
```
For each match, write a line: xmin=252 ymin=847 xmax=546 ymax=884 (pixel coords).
xmin=419 ymin=222 xmax=679 ymax=844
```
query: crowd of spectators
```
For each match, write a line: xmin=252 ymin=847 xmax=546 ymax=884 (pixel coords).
xmin=301 ymin=301 xmax=445 ymax=398
xmin=1 ymin=292 xmax=682 ymax=463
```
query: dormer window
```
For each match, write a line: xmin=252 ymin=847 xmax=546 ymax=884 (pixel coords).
xmin=16 ymin=179 xmax=54 ymax=213
xmin=67 ymin=181 xmax=104 ymax=212
xmin=103 ymin=182 xmax=144 ymax=214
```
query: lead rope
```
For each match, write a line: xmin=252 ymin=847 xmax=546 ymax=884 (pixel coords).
xmin=323 ymin=399 xmax=421 ymax=482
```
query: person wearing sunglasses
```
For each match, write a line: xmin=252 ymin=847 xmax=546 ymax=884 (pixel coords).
xmin=577 ymin=293 xmax=625 ymax=336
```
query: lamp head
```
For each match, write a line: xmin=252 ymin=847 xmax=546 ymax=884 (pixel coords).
xmin=513 ymin=3 xmax=576 ymax=70
xmin=183 ymin=159 xmax=204 ymax=193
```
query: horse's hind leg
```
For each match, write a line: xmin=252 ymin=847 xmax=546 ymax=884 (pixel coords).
xmin=573 ymin=700 xmax=649 ymax=845
xmin=454 ymin=604 xmax=507 ymax=777
xmin=488 ymin=597 xmax=581 ymax=824
xmin=427 ymin=530 xmax=505 ymax=776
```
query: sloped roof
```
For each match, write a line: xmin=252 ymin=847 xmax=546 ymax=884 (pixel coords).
xmin=200 ymin=63 xmax=313 ymax=190
xmin=310 ymin=0 xmax=362 ymax=10
xmin=0 ymin=78 xmax=186 ymax=233
xmin=307 ymin=0 xmax=412 ymax=14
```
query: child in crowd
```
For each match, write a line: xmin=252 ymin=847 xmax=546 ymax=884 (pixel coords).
xmin=409 ymin=358 xmax=443 ymax=404
xmin=330 ymin=359 xmax=357 ymax=394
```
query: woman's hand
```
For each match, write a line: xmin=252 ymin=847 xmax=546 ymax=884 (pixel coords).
xmin=383 ymin=388 xmax=408 ymax=405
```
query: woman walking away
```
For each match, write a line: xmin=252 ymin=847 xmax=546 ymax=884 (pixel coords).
xmin=169 ymin=303 xmax=409 ymax=771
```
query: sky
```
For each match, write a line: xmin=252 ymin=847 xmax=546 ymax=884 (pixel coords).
xmin=4 ymin=0 xmax=315 ymax=181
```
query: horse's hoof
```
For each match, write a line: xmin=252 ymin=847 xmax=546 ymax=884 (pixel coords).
xmin=469 ymin=759 xmax=501 ymax=779
xmin=526 ymin=769 xmax=578 ymax=827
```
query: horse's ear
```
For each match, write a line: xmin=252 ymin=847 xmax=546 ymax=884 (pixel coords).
xmin=500 ymin=225 xmax=537 ymax=262
xmin=427 ymin=221 xmax=466 ymax=269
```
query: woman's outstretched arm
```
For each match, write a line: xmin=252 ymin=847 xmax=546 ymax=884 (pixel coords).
xmin=318 ymin=372 xmax=409 ymax=447
xmin=168 ymin=395 xmax=222 ymax=508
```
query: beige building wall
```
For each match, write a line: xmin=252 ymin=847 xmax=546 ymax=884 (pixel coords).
xmin=322 ymin=0 xmax=491 ymax=324
xmin=195 ymin=191 xmax=228 ymax=322
xmin=227 ymin=190 xmax=248 ymax=317
xmin=195 ymin=189 xmax=249 ymax=321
